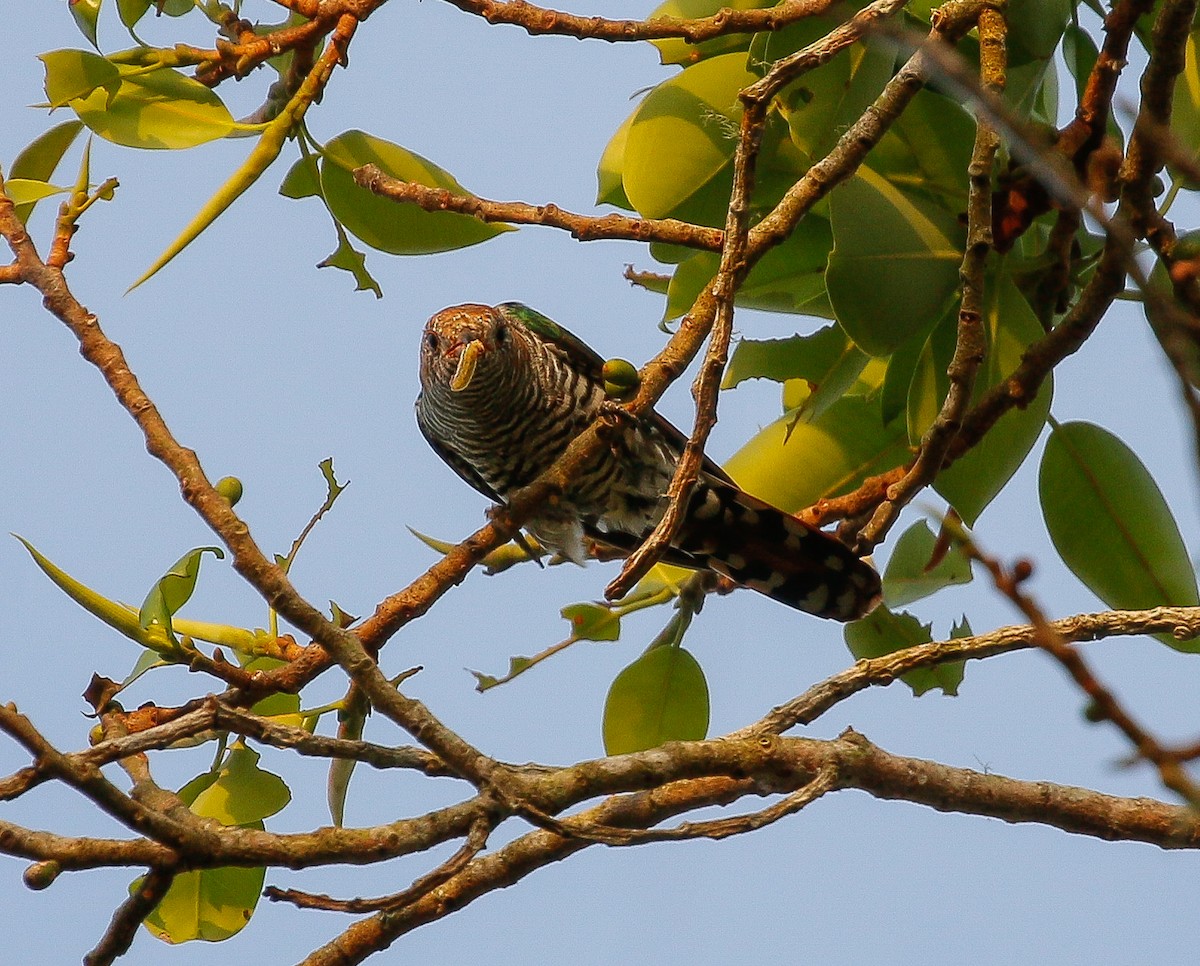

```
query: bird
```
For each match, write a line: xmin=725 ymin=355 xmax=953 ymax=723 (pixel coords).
xmin=415 ymin=301 xmax=881 ymax=621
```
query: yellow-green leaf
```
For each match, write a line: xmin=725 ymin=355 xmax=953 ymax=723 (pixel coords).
xmin=723 ymin=395 xmax=909 ymax=513
xmin=622 ymin=53 xmax=753 ymax=220
xmin=40 ymin=49 xmax=120 ymax=109
xmin=71 ymin=64 xmax=235 ymax=150
xmin=141 ymin=863 xmax=267 ymax=944
xmin=603 ymin=646 xmax=709 ymax=755
xmin=2 ymin=179 xmax=68 ymax=206
xmin=8 ymin=120 xmax=85 ymax=222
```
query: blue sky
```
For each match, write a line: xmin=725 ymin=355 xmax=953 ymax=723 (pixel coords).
xmin=2 ymin=4 xmax=1197 ymax=964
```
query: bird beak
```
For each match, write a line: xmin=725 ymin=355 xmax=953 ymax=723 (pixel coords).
xmin=449 ymin=338 xmax=485 ymax=392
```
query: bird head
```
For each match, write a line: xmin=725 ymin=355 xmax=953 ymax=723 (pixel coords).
xmin=419 ymin=303 xmax=516 ymax=394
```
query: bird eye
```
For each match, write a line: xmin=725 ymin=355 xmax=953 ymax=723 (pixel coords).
xmin=425 ymin=332 xmax=439 ymax=351
xmin=494 ymin=322 xmax=508 ymax=344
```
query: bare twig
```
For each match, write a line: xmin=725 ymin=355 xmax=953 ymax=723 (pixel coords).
xmin=963 ymin=540 xmax=1200 ymax=808
xmin=857 ymin=1 xmax=1005 ymax=548
xmin=352 ymin=172 xmax=725 ymax=251
xmin=84 ymin=867 xmax=177 ymax=966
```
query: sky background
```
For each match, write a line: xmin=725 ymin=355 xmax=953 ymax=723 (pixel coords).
xmin=2 ymin=3 xmax=1198 ymax=964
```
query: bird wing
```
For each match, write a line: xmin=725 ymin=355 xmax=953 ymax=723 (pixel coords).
xmin=495 ymin=302 xmax=735 ymax=487
xmin=415 ymin=397 xmax=506 ymax=505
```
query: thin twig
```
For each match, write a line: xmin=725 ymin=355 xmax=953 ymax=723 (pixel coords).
xmin=84 ymin=867 xmax=177 ymax=966
xmin=856 ymin=1 xmax=1004 ymax=548
xmin=352 ymin=172 xmax=725 ymax=252
xmin=963 ymin=539 xmax=1200 ymax=808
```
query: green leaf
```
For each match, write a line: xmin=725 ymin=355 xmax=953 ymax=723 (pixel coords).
xmin=1005 ymin=0 xmax=1071 ymax=66
xmin=622 ymin=52 xmax=753 ymax=220
xmin=40 ymin=49 xmax=121 ymax=109
xmin=139 ymin=745 xmax=288 ymax=943
xmin=141 ymin=864 xmax=267 ymax=944
xmin=70 ymin=64 xmax=236 ymax=150
xmin=1062 ymin=22 xmax=1100 ymax=103
xmin=723 ymin=395 xmax=909 ymax=513
xmin=319 ymin=129 xmax=512 ymax=254
xmin=867 ymin=88 xmax=976 ymax=210
xmin=1039 ymin=421 xmax=1200 ymax=651
xmin=8 ymin=120 xmax=85 ymax=222
xmin=663 ymin=216 xmax=834 ymax=321
xmin=318 ymin=220 xmax=383 ymax=298
xmin=279 ymin=153 xmax=321 ymax=200
xmin=129 ymin=98 xmax=294 ymax=289
xmin=882 ymin=520 xmax=972 ymax=607
xmin=603 ymin=646 xmax=709 ymax=755
xmin=138 ymin=547 xmax=225 ymax=646
xmin=723 ymin=324 xmax=868 ymax=414
xmin=562 ymin=602 xmax=622 ymax=641
xmin=927 ymin=273 xmax=1052 ymax=524
xmin=826 ymin=165 xmax=964 ymax=356
xmin=69 ymin=0 xmax=103 ymax=47
xmin=763 ymin=26 xmax=893 ymax=170
xmin=845 ymin=605 xmax=962 ymax=696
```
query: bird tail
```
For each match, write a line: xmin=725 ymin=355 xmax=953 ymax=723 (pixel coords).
xmin=677 ymin=483 xmax=882 ymax=621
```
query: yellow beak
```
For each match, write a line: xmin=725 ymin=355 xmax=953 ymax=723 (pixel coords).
xmin=449 ymin=339 xmax=485 ymax=392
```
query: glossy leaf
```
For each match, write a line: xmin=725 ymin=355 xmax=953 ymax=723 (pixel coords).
xmin=724 ymin=395 xmax=909 ymax=514
xmin=663 ymin=216 xmax=833 ymax=320
xmin=70 ymin=64 xmax=236 ymax=149
xmin=926 ymin=274 xmax=1052 ymax=524
xmin=1039 ymin=421 xmax=1200 ymax=651
xmin=191 ymin=744 xmax=290 ymax=826
xmin=826 ymin=166 xmax=964 ymax=356
xmin=8 ymin=120 xmax=84 ymax=222
xmin=882 ymin=520 xmax=973 ymax=607
xmin=622 ymin=53 xmax=753 ymax=220
xmin=603 ymin=646 xmax=709 ymax=755
xmin=648 ymin=0 xmax=764 ymax=65
xmin=319 ymin=129 xmax=512 ymax=254
xmin=844 ymin=605 xmax=963 ymax=696
xmin=40 ymin=49 xmax=120 ymax=108
xmin=867 ymin=88 xmax=975 ymax=210
xmin=279 ymin=153 xmax=321 ymax=199
xmin=723 ymin=322 xmax=866 ymax=391
xmin=139 ymin=746 xmax=288 ymax=943
xmin=763 ymin=27 xmax=893 ymax=168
